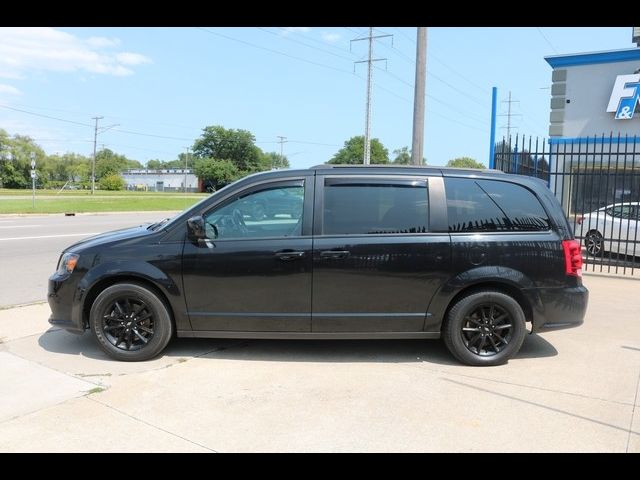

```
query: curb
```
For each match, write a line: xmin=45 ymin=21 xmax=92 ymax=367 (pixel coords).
xmin=0 ymin=211 xmax=181 ymax=218
xmin=0 ymin=300 xmax=48 ymax=311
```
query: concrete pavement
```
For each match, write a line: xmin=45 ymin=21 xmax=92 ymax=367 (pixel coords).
xmin=0 ymin=274 xmax=638 ymax=452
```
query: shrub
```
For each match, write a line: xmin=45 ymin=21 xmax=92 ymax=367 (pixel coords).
xmin=99 ymin=174 xmax=125 ymax=191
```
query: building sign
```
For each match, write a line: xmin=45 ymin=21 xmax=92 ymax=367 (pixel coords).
xmin=607 ymin=73 xmax=640 ymax=119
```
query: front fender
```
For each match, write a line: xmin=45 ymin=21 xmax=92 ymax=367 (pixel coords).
xmin=77 ymin=260 xmax=188 ymax=331
xmin=424 ymin=266 xmax=536 ymax=331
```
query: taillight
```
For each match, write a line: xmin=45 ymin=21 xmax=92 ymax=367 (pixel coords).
xmin=562 ymin=239 xmax=583 ymax=277
xmin=576 ymin=215 xmax=584 ymax=225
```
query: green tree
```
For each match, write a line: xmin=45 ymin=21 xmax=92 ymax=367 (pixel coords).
xmin=192 ymin=126 xmax=264 ymax=173
xmin=262 ymin=152 xmax=290 ymax=170
xmin=99 ymin=174 xmax=125 ymax=191
xmin=328 ymin=136 xmax=389 ymax=164
xmin=446 ymin=157 xmax=486 ymax=169
xmin=392 ymin=146 xmax=411 ymax=165
xmin=0 ymin=130 xmax=46 ymax=188
xmin=95 ymin=148 xmax=141 ymax=179
xmin=146 ymin=159 xmax=163 ymax=169
xmin=193 ymin=158 xmax=241 ymax=190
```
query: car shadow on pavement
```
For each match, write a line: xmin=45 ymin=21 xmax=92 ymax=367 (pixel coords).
xmin=37 ymin=327 xmax=557 ymax=366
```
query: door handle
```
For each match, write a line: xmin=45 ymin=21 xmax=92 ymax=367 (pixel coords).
xmin=320 ymin=250 xmax=350 ymax=259
xmin=275 ymin=251 xmax=306 ymax=261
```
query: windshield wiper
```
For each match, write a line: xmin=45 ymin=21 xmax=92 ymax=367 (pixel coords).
xmin=148 ymin=217 xmax=171 ymax=231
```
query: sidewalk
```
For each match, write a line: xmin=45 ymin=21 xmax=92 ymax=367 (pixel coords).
xmin=0 ymin=275 xmax=638 ymax=452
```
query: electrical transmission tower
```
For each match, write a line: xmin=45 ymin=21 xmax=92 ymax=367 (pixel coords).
xmin=276 ymin=136 xmax=287 ymax=169
xmin=498 ymin=91 xmax=522 ymax=144
xmin=351 ymin=27 xmax=392 ymax=164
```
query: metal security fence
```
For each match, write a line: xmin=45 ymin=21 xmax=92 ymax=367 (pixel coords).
xmin=494 ymin=134 xmax=640 ymax=276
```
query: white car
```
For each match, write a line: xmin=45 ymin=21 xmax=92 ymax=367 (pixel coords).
xmin=577 ymin=202 xmax=640 ymax=257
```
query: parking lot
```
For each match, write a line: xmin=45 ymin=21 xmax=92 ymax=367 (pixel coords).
xmin=0 ymin=273 xmax=638 ymax=452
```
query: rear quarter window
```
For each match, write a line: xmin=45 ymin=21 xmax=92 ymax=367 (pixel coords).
xmin=444 ymin=177 xmax=551 ymax=232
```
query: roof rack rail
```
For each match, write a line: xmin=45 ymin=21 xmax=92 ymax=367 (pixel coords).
xmin=309 ymin=164 xmax=505 ymax=174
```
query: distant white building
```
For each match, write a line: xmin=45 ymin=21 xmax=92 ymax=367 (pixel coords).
xmin=121 ymin=169 xmax=199 ymax=192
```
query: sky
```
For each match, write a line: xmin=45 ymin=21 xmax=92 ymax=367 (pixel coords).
xmin=0 ymin=26 xmax=635 ymax=169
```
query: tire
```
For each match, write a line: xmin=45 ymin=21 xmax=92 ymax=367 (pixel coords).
xmin=90 ymin=282 xmax=173 ymax=362
xmin=585 ymin=230 xmax=604 ymax=257
xmin=442 ymin=290 xmax=527 ymax=366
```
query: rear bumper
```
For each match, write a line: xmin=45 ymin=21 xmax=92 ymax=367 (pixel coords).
xmin=526 ymin=285 xmax=589 ymax=333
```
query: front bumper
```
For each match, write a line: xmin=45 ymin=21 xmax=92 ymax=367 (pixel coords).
xmin=48 ymin=273 xmax=85 ymax=334
xmin=526 ymin=285 xmax=589 ymax=333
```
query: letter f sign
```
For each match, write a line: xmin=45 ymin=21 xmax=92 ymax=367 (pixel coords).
xmin=607 ymin=74 xmax=640 ymax=120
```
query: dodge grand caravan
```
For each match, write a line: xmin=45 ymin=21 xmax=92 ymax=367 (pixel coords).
xmin=48 ymin=165 xmax=588 ymax=366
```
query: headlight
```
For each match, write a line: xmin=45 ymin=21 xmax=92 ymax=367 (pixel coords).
xmin=57 ymin=253 xmax=79 ymax=275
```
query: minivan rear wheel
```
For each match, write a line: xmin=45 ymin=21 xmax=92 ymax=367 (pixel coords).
xmin=443 ymin=290 xmax=526 ymax=366
xmin=90 ymin=283 xmax=173 ymax=362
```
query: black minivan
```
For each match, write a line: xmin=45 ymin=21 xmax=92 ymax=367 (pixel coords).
xmin=48 ymin=166 xmax=588 ymax=366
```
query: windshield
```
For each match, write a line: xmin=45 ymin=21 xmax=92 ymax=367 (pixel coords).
xmin=156 ymin=180 xmax=239 ymax=231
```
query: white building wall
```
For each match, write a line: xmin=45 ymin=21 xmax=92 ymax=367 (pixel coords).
xmin=121 ymin=169 xmax=199 ymax=192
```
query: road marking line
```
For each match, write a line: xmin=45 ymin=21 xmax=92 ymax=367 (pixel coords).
xmin=0 ymin=233 xmax=99 ymax=241
xmin=0 ymin=225 xmax=43 ymax=229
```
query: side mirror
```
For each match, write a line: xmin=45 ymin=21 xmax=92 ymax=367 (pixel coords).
xmin=187 ymin=215 xmax=206 ymax=242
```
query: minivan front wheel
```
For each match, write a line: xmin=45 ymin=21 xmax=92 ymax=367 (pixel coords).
xmin=90 ymin=283 xmax=173 ymax=362
xmin=443 ymin=291 xmax=526 ymax=366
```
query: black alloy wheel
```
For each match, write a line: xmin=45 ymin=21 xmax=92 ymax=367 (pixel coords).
xmin=101 ymin=298 xmax=155 ymax=351
xmin=443 ymin=290 xmax=526 ymax=366
xmin=461 ymin=304 xmax=512 ymax=357
xmin=90 ymin=283 xmax=173 ymax=361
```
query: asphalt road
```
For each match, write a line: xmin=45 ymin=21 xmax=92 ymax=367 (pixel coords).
xmin=0 ymin=212 xmax=177 ymax=307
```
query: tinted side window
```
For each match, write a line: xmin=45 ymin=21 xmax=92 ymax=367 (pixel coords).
xmin=477 ymin=180 xmax=550 ymax=231
xmin=607 ymin=205 xmax=633 ymax=219
xmin=445 ymin=178 xmax=550 ymax=232
xmin=204 ymin=184 xmax=304 ymax=240
xmin=323 ymin=182 xmax=428 ymax=235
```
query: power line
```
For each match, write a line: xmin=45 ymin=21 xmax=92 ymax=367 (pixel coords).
xmin=7 ymin=102 xmax=204 ymax=132
xmin=354 ymin=70 xmax=488 ymax=134
xmin=394 ymin=27 xmax=416 ymax=45
xmin=428 ymin=54 xmax=491 ymax=95
xmin=388 ymin=28 xmax=491 ymax=96
xmin=0 ymin=104 xmax=93 ymax=128
xmin=0 ymin=104 xmax=194 ymax=142
xmin=196 ymin=27 xmax=353 ymax=75
xmin=257 ymin=27 xmax=354 ymax=62
xmin=288 ymin=140 xmax=340 ymax=147
xmin=371 ymin=43 xmax=490 ymax=108
xmin=277 ymin=27 xmax=357 ymax=58
xmin=344 ymin=27 xmax=363 ymax=36
xmin=536 ymin=27 xmax=559 ymax=54
xmin=2 ymin=103 xmax=344 ymax=155
xmin=112 ymin=128 xmax=193 ymax=142
xmin=373 ymin=66 xmax=488 ymax=125
xmin=428 ymin=70 xmax=488 ymax=108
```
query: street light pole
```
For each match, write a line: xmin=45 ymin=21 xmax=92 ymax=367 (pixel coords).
xmin=91 ymin=116 xmax=103 ymax=195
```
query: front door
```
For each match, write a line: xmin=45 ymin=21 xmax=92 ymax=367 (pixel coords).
xmin=182 ymin=178 xmax=313 ymax=332
xmin=311 ymin=175 xmax=450 ymax=332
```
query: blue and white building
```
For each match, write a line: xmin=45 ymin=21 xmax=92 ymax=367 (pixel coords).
xmin=543 ymin=41 xmax=640 ymax=212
